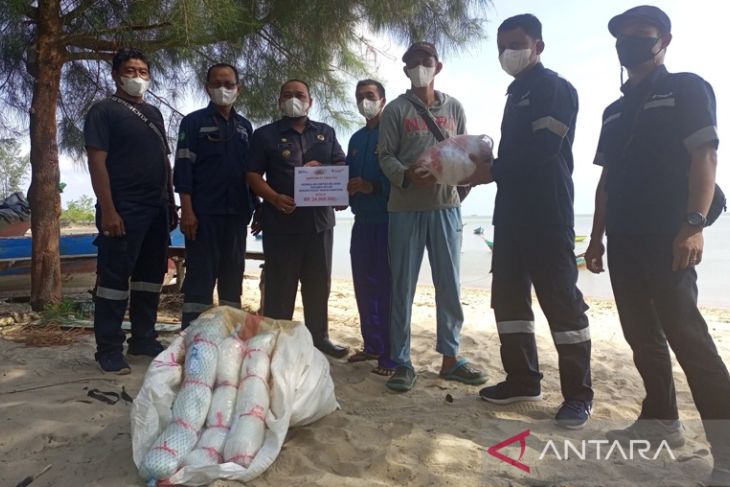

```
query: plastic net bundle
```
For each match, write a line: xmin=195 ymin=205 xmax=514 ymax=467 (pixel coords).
xmin=224 ymin=332 xmax=276 ymax=467
xmin=414 ymin=134 xmax=494 ymax=186
xmin=141 ymin=313 xmax=277 ymax=481
xmin=181 ymin=335 xmax=246 ymax=468
xmin=132 ymin=307 xmax=338 ymax=485
xmin=141 ymin=334 xmax=220 ymax=479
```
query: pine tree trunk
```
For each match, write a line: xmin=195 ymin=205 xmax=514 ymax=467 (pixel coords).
xmin=28 ymin=0 xmax=64 ymax=311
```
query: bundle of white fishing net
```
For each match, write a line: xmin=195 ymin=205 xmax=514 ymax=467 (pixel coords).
xmin=132 ymin=307 xmax=338 ymax=485
xmin=224 ymin=332 xmax=276 ymax=466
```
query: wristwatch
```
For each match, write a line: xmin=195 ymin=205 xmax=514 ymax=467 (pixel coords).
xmin=685 ymin=211 xmax=707 ymax=227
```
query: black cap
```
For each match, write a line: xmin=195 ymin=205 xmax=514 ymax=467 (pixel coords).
xmin=402 ymin=42 xmax=439 ymax=62
xmin=608 ymin=5 xmax=671 ymax=37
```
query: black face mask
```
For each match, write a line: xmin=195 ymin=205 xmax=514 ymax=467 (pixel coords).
xmin=616 ymin=36 xmax=660 ymax=68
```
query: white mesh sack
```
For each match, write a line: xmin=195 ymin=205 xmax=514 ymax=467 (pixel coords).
xmin=131 ymin=309 xmax=338 ymax=485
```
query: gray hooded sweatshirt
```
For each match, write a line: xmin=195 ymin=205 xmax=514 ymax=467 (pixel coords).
xmin=378 ymin=89 xmax=467 ymax=212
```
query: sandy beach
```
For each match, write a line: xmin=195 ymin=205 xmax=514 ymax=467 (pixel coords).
xmin=2 ymin=274 xmax=730 ymax=486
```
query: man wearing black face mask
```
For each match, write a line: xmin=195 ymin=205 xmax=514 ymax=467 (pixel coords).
xmin=586 ymin=6 xmax=730 ymax=485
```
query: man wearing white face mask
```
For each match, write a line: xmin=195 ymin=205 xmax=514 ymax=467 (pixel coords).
xmin=247 ymin=79 xmax=350 ymax=359
xmin=475 ymin=14 xmax=593 ymax=430
xmin=173 ymin=63 xmax=257 ymax=328
xmin=379 ymin=42 xmax=486 ymax=392
xmin=345 ymin=79 xmax=397 ymax=376
xmin=84 ymin=48 xmax=176 ymax=373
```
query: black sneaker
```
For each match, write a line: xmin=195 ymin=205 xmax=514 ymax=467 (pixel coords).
xmin=96 ymin=352 xmax=131 ymax=375
xmin=127 ymin=340 xmax=165 ymax=357
xmin=479 ymin=381 xmax=542 ymax=405
xmin=555 ymin=400 xmax=592 ymax=430
xmin=605 ymin=419 xmax=685 ymax=449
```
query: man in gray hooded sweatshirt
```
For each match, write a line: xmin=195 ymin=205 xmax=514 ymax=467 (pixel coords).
xmin=378 ymin=42 xmax=486 ymax=392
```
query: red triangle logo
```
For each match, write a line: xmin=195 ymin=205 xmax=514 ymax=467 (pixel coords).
xmin=487 ymin=429 xmax=531 ymax=473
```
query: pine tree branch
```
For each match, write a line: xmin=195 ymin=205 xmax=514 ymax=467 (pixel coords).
xmin=60 ymin=0 xmax=100 ymax=23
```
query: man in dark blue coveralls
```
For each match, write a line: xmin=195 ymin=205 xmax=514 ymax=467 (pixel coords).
xmin=246 ymin=79 xmax=349 ymax=359
xmin=174 ymin=63 xmax=256 ymax=328
xmin=586 ymin=7 xmax=730 ymax=485
xmin=471 ymin=15 xmax=593 ymax=428
xmin=85 ymin=48 xmax=176 ymax=374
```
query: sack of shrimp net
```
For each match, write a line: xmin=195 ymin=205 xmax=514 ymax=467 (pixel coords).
xmin=131 ymin=306 xmax=338 ymax=485
xmin=413 ymin=134 xmax=494 ymax=186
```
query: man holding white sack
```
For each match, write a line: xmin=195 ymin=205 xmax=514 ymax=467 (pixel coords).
xmin=473 ymin=14 xmax=593 ymax=428
xmin=378 ymin=41 xmax=487 ymax=391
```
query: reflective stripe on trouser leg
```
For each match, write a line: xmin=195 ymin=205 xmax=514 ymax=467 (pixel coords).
xmin=497 ymin=320 xmax=535 ymax=335
xmin=130 ymin=281 xmax=163 ymax=293
xmin=552 ymin=327 xmax=591 ymax=345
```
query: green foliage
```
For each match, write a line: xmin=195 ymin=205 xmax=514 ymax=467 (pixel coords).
xmin=0 ymin=0 xmax=490 ymax=155
xmin=41 ymin=297 xmax=94 ymax=323
xmin=0 ymin=138 xmax=30 ymax=198
xmin=61 ymin=194 xmax=95 ymax=226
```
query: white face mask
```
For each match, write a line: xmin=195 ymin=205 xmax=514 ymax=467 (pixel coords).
xmin=280 ymin=97 xmax=309 ymax=118
xmin=357 ymin=99 xmax=382 ymax=120
xmin=406 ymin=65 xmax=436 ymax=88
xmin=209 ymin=87 xmax=238 ymax=106
xmin=119 ymin=76 xmax=150 ymax=97
xmin=499 ymin=48 xmax=533 ymax=77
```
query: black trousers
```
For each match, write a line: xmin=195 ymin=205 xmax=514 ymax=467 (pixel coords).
xmin=93 ymin=201 xmax=168 ymax=357
xmin=608 ymin=235 xmax=730 ymax=454
xmin=181 ymin=215 xmax=246 ymax=328
xmin=491 ymin=225 xmax=593 ymax=402
xmin=262 ymin=229 xmax=333 ymax=344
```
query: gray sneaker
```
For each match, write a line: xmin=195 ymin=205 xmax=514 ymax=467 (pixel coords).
xmin=605 ymin=419 xmax=685 ymax=449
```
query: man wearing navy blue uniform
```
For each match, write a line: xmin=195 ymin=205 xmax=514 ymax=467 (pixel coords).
xmin=585 ymin=7 xmax=730 ymax=484
xmin=345 ymin=79 xmax=397 ymax=375
xmin=475 ymin=15 xmax=593 ymax=428
xmin=246 ymin=79 xmax=349 ymax=358
xmin=84 ymin=48 xmax=175 ymax=374
xmin=174 ymin=63 xmax=256 ymax=328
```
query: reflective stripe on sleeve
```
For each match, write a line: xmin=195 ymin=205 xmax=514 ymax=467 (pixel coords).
xmin=531 ymin=116 xmax=569 ymax=138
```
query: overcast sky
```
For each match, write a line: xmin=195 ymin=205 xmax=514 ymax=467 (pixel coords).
xmin=57 ymin=0 xmax=726 ymax=218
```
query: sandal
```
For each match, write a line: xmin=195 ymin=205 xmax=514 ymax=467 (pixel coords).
xmin=439 ymin=358 xmax=487 ymax=385
xmin=386 ymin=366 xmax=417 ymax=392
xmin=371 ymin=366 xmax=396 ymax=376
xmin=347 ymin=350 xmax=379 ymax=363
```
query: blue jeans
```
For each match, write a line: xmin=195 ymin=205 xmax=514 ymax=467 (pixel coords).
xmin=388 ymin=208 xmax=463 ymax=368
